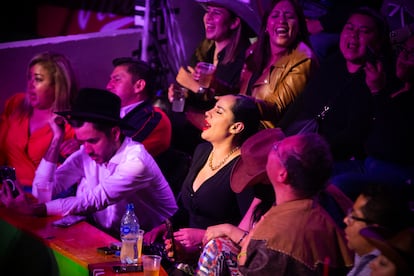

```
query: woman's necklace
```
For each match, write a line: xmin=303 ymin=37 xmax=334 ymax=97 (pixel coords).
xmin=208 ymin=146 xmax=239 ymax=171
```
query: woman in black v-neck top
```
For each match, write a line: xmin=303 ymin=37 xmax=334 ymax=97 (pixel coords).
xmin=144 ymin=94 xmax=260 ymax=265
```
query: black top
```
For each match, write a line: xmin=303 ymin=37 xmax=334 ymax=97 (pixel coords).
xmin=186 ymin=40 xmax=248 ymax=111
xmin=279 ymin=51 xmax=373 ymax=161
xmin=172 ymin=142 xmax=253 ymax=229
xmin=365 ymin=88 xmax=414 ymax=164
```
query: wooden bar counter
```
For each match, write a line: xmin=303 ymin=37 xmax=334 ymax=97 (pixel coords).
xmin=0 ymin=207 xmax=167 ymax=276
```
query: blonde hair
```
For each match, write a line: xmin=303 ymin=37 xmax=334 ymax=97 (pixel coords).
xmin=19 ymin=52 xmax=78 ymax=117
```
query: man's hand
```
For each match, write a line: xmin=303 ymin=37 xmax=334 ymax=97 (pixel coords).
xmin=44 ymin=115 xmax=66 ymax=163
xmin=49 ymin=116 xmax=66 ymax=140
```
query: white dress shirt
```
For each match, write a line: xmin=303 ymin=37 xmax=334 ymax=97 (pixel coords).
xmin=33 ymin=137 xmax=177 ymax=235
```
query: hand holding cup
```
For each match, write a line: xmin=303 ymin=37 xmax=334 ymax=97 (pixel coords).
xmin=196 ymin=62 xmax=216 ymax=89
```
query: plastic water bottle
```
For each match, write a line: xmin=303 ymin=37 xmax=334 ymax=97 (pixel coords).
xmin=120 ymin=203 xmax=140 ymax=264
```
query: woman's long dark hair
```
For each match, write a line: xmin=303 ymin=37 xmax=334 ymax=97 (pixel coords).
xmin=246 ymin=0 xmax=310 ymax=73
xmin=231 ymin=95 xmax=261 ymax=146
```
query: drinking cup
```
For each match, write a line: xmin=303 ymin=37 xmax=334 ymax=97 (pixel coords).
xmin=142 ymin=255 xmax=161 ymax=276
xmin=137 ymin=229 xmax=144 ymax=263
xmin=197 ymin=62 xmax=216 ymax=88
xmin=37 ymin=182 xmax=52 ymax=203
xmin=172 ymin=85 xmax=187 ymax=112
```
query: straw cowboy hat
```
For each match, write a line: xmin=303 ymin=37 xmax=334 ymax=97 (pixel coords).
xmin=360 ymin=226 xmax=414 ymax=275
xmin=195 ymin=0 xmax=262 ymax=36
xmin=56 ymin=88 xmax=132 ymax=129
xmin=230 ymin=128 xmax=285 ymax=193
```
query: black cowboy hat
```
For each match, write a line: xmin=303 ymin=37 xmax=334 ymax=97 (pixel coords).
xmin=55 ymin=87 xmax=132 ymax=129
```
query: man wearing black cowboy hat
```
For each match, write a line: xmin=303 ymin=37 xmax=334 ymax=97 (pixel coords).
xmin=0 ymin=88 xmax=177 ymax=237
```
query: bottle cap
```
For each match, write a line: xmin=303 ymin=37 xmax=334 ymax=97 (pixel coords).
xmin=127 ymin=203 xmax=135 ymax=210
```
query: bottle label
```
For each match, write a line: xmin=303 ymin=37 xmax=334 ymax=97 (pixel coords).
xmin=121 ymin=225 xmax=138 ymax=235
xmin=121 ymin=226 xmax=131 ymax=235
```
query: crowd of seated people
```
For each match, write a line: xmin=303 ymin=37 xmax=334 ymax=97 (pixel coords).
xmin=1 ymin=1 xmax=414 ymax=275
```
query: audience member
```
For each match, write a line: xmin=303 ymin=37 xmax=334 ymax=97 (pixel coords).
xmin=168 ymin=0 xmax=259 ymax=155
xmin=0 ymin=88 xmax=177 ymax=237
xmin=105 ymin=57 xmax=187 ymax=196
xmin=0 ymin=52 xmax=79 ymax=192
xmin=331 ymin=34 xmax=414 ymax=200
xmin=279 ymin=7 xmax=393 ymax=177
xmin=361 ymin=226 xmax=414 ymax=276
xmin=344 ymin=183 xmax=413 ymax=276
xmin=144 ymin=94 xmax=261 ymax=269
xmin=215 ymin=132 xmax=352 ymax=275
xmin=106 ymin=57 xmax=172 ymax=158
xmin=197 ymin=128 xmax=353 ymax=275
xmin=239 ymin=0 xmax=319 ymax=129
xmin=298 ymin=0 xmax=362 ymax=60
xmin=197 ymin=129 xmax=284 ymax=275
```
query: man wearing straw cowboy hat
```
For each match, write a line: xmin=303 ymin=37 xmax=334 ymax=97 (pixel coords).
xmin=1 ymin=88 xmax=177 ymax=237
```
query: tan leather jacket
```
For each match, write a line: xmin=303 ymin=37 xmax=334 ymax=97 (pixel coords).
xmin=240 ymin=42 xmax=318 ymax=129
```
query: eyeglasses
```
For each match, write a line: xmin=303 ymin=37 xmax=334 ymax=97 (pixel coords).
xmin=346 ymin=208 xmax=372 ymax=224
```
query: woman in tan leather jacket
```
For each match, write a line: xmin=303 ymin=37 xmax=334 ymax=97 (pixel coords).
xmin=240 ymin=0 xmax=319 ymax=129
